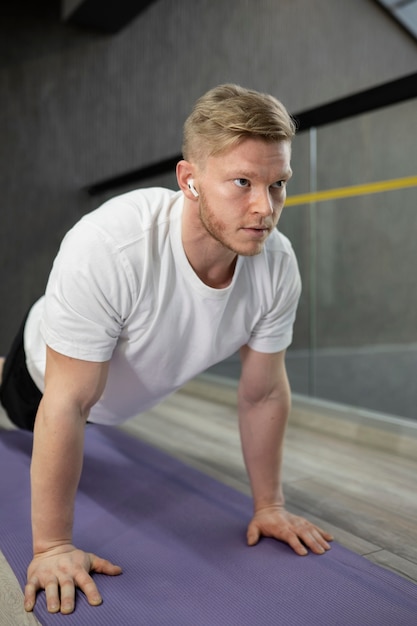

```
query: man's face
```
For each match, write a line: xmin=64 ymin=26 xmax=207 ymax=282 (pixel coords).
xmin=196 ymin=137 xmax=292 ymax=257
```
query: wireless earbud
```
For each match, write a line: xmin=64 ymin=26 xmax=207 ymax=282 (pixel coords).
xmin=187 ymin=179 xmax=199 ymax=198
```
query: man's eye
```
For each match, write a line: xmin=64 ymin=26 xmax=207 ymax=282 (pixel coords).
xmin=271 ymin=181 xmax=285 ymax=189
xmin=234 ymin=178 xmax=250 ymax=188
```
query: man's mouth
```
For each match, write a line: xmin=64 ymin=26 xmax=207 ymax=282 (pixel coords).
xmin=243 ymin=225 xmax=270 ymax=234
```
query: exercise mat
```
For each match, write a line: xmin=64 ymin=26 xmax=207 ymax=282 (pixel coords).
xmin=1 ymin=426 xmax=416 ymax=625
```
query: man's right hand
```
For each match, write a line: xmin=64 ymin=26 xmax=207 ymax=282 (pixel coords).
xmin=24 ymin=544 xmax=122 ymax=615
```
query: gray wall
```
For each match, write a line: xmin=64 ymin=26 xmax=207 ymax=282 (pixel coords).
xmin=1 ymin=0 xmax=416 ymax=358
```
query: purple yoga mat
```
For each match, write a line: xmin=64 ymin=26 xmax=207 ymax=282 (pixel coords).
xmin=1 ymin=426 xmax=416 ymax=625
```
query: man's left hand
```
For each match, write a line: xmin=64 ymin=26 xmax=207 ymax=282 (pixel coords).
xmin=247 ymin=505 xmax=333 ymax=555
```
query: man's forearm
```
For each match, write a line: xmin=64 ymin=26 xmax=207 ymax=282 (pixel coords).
xmin=31 ymin=399 xmax=86 ymax=554
xmin=238 ymin=394 xmax=290 ymax=511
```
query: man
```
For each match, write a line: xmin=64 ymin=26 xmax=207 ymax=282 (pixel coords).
xmin=0 ymin=84 xmax=332 ymax=615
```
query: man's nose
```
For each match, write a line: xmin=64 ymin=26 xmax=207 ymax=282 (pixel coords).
xmin=252 ymin=189 xmax=274 ymax=216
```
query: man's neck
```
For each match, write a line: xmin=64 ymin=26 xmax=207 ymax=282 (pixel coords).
xmin=191 ymin=255 xmax=238 ymax=289
xmin=181 ymin=209 xmax=237 ymax=289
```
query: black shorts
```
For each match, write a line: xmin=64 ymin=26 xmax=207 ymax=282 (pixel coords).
xmin=0 ymin=310 xmax=42 ymax=431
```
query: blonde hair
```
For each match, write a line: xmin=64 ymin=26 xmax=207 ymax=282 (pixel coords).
xmin=182 ymin=83 xmax=296 ymax=165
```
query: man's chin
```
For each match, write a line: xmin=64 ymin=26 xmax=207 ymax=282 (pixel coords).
xmin=231 ymin=242 xmax=265 ymax=257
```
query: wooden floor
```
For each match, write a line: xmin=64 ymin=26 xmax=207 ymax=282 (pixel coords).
xmin=1 ymin=376 xmax=417 ymax=624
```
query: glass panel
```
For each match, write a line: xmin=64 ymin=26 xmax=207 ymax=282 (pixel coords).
xmin=279 ymin=130 xmax=312 ymax=395
xmin=291 ymin=97 xmax=417 ymax=420
xmin=206 ymin=96 xmax=417 ymax=423
xmin=312 ymin=186 xmax=417 ymax=419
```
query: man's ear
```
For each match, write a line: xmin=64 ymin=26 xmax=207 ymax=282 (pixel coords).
xmin=176 ymin=160 xmax=199 ymax=200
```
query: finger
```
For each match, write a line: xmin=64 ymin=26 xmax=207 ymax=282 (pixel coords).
xmin=265 ymin=516 xmax=309 ymax=555
xmin=315 ymin=532 xmax=332 ymax=551
xmin=246 ymin=522 xmax=261 ymax=547
xmin=302 ymin=534 xmax=327 ymax=555
xmin=290 ymin=525 xmax=331 ymax=555
xmin=310 ymin=523 xmax=334 ymax=543
xmin=286 ymin=516 xmax=332 ymax=553
xmin=308 ymin=530 xmax=332 ymax=554
xmin=89 ymin=554 xmax=123 ymax=576
xmin=321 ymin=530 xmax=334 ymax=542
xmin=45 ymin=580 xmax=60 ymax=614
xmin=284 ymin=531 xmax=309 ymax=556
xmin=74 ymin=569 xmax=103 ymax=607
xmin=58 ymin=579 xmax=76 ymax=615
xmin=24 ymin=580 xmax=39 ymax=612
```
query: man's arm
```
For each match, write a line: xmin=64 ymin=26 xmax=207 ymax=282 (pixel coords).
xmin=24 ymin=346 xmax=122 ymax=615
xmin=238 ymin=345 xmax=332 ymax=555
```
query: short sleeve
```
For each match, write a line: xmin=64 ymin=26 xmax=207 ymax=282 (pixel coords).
xmin=40 ymin=221 xmax=135 ymax=362
xmin=247 ymin=245 xmax=301 ymax=354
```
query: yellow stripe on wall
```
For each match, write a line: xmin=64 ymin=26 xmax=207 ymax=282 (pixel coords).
xmin=285 ymin=174 xmax=417 ymax=207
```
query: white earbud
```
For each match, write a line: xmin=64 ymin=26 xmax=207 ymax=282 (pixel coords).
xmin=187 ymin=179 xmax=199 ymax=198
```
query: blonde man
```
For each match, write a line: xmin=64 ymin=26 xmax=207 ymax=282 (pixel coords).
xmin=0 ymin=84 xmax=332 ymax=615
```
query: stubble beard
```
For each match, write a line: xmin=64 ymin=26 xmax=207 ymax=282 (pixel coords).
xmin=198 ymin=190 xmax=266 ymax=257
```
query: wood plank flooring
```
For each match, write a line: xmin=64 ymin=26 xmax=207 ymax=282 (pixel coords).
xmin=1 ymin=376 xmax=416 ymax=624
xmin=0 ymin=551 xmax=41 ymax=626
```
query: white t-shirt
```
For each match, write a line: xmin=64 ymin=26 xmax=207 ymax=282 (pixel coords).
xmin=24 ymin=187 xmax=301 ymax=425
